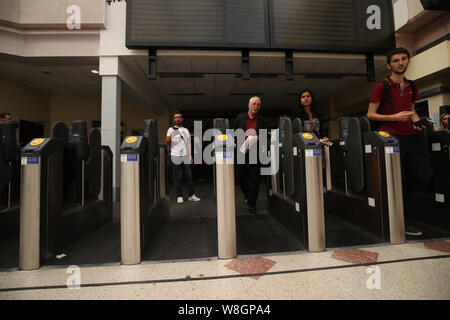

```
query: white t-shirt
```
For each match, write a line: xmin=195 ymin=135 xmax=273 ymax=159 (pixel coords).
xmin=166 ymin=126 xmax=190 ymax=157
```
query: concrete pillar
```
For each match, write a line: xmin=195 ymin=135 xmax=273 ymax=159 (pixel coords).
xmin=101 ymin=75 xmax=121 ymax=201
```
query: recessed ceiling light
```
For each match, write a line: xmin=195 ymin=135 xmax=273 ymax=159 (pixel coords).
xmin=91 ymin=69 xmax=99 ymax=74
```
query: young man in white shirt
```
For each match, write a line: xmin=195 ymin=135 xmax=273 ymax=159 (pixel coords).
xmin=165 ymin=112 xmax=201 ymax=203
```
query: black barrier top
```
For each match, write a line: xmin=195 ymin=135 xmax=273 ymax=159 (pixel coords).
xmin=292 ymin=118 xmax=303 ymax=135
xmin=51 ymin=122 xmax=69 ymax=144
xmin=143 ymin=120 xmax=159 ymax=205
xmin=213 ymin=118 xmax=230 ymax=134
xmin=85 ymin=129 xmax=102 ymax=199
xmin=144 ymin=119 xmax=158 ymax=157
xmin=21 ymin=138 xmax=59 ymax=156
xmin=293 ymin=132 xmax=321 ymax=149
xmin=429 ymin=130 xmax=450 ymax=145
xmin=72 ymin=120 xmax=89 ymax=161
xmin=339 ymin=117 xmax=351 ymax=152
xmin=121 ymin=136 xmax=148 ymax=154
xmin=0 ymin=129 xmax=9 ymax=190
xmin=0 ymin=122 xmax=19 ymax=162
xmin=364 ymin=130 xmax=399 ymax=148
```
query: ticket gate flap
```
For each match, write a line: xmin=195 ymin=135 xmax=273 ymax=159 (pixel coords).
xmin=359 ymin=117 xmax=371 ymax=134
xmin=339 ymin=117 xmax=351 ymax=151
xmin=292 ymin=118 xmax=303 ymax=134
xmin=430 ymin=130 xmax=450 ymax=145
xmin=72 ymin=120 xmax=89 ymax=161
xmin=345 ymin=118 xmax=365 ymax=193
xmin=143 ymin=119 xmax=158 ymax=157
xmin=0 ymin=159 xmax=11 ymax=189
xmin=51 ymin=122 xmax=69 ymax=144
xmin=1 ymin=121 xmax=19 ymax=162
xmin=279 ymin=117 xmax=294 ymax=197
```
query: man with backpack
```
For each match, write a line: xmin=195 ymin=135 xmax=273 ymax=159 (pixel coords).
xmin=367 ymin=47 xmax=432 ymax=237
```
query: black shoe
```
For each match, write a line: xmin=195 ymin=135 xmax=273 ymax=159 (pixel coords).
xmin=405 ymin=225 xmax=422 ymax=237
xmin=249 ymin=206 xmax=256 ymax=214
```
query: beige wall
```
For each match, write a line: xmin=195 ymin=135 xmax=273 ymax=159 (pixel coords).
xmin=121 ymin=96 xmax=170 ymax=143
xmin=0 ymin=72 xmax=170 ymax=144
xmin=0 ymin=0 xmax=105 ymax=28
xmin=50 ymin=94 xmax=101 ymax=133
xmin=325 ymin=69 xmax=390 ymax=139
xmin=406 ymin=41 xmax=450 ymax=81
xmin=50 ymin=94 xmax=170 ymax=143
xmin=396 ymin=9 xmax=450 ymax=57
xmin=0 ymin=73 xmax=51 ymax=136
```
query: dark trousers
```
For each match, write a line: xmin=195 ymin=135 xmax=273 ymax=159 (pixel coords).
xmin=171 ymin=155 xmax=194 ymax=197
xmin=236 ymin=163 xmax=261 ymax=207
xmin=396 ymin=133 xmax=432 ymax=221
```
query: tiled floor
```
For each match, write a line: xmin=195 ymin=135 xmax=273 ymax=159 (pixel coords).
xmin=0 ymin=240 xmax=449 ymax=300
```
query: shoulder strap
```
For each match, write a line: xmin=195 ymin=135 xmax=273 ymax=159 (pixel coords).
xmin=179 ymin=129 xmax=190 ymax=153
xmin=378 ymin=80 xmax=395 ymax=115
xmin=407 ymin=80 xmax=417 ymax=104
xmin=384 ymin=80 xmax=396 ymax=115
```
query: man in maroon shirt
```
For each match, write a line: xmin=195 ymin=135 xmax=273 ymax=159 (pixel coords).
xmin=367 ymin=47 xmax=432 ymax=236
xmin=234 ymin=96 xmax=267 ymax=214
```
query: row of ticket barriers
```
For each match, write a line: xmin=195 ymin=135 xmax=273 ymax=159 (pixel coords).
xmin=1 ymin=116 xmax=449 ymax=270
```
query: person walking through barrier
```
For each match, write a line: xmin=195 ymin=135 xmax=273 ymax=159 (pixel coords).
xmin=290 ymin=89 xmax=331 ymax=146
xmin=234 ymin=96 xmax=267 ymax=214
xmin=0 ymin=112 xmax=12 ymax=122
xmin=165 ymin=112 xmax=201 ymax=204
xmin=366 ymin=47 xmax=432 ymax=237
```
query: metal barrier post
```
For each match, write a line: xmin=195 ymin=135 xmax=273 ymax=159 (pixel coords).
xmin=384 ymin=146 xmax=405 ymax=244
xmin=120 ymin=136 xmax=146 ymax=265
xmin=215 ymin=134 xmax=236 ymax=259
xmin=19 ymin=155 xmax=41 ymax=270
xmin=304 ymin=147 xmax=326 ymax=252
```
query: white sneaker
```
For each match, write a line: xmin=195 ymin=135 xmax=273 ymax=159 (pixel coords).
xmin=177 ymin=197 xmax=184 ymax=204
xmin=188 ymin=194 xmax=201 ymax=202
xmin=405 ymin=225 xmax=422 ymax=236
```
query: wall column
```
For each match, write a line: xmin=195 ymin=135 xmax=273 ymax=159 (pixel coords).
xmin=101 ymin=75 xmax=121 ymax=201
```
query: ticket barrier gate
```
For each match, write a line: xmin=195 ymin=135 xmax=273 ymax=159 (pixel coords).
xmin=0 ymin=122 xmax=20 ymax=241
xmin=120 ymin=120 xmax=169 ymax=265
xmin=19 ymin=121 xmax=113 ymax=270
xmin=324 ymin=117 xmax=405 ymax=245
xmin=267 ymin=117 xmax=326 ymax=252
xmin=405 ymin=129 xmax=450 ymax=234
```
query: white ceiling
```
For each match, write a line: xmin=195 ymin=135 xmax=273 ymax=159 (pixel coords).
xmin=0 ymin=52 xmax=387 ymax=114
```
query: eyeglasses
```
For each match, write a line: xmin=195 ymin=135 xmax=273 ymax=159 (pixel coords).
xmin=301 ymin=95 xmax=311 ymax=99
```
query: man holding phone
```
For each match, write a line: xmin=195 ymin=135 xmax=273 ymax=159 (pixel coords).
xmin=367 ymin=47 xmax=432 ymax=236
xmin=165 ymin=112 xmax=201 ymax=204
